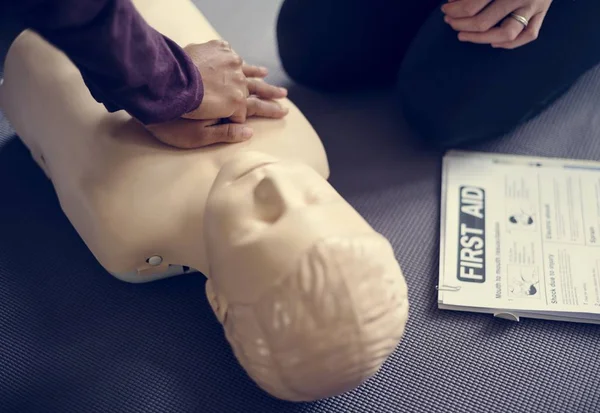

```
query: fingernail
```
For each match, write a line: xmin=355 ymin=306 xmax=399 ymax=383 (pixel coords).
xmin=242 ymin=127 xmax=253 ymax=139
xmin=260 ymin=67 xmax=268 ymax=74
xmin=444 ymin=16 xmax=450 ymax=23
xmin=279 ymin=87 xmax=288 ymax=95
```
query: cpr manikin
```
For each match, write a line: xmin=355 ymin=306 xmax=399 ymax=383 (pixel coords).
xmin=0 ymin=0 xmax=409 ymax=402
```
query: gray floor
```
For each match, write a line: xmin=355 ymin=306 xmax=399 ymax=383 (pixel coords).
xmin=1 ymin=1 xmax=600 ymax=413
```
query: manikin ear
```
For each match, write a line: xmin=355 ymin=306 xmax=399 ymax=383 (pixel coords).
xmin=205 ymin=279 xmax=228 ymax=324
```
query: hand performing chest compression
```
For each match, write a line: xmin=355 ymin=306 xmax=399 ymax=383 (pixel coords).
xmin=9 ymin=0 xmax=290 ymax=150
xmin=147 ymin=40 xmax=290 ymax=149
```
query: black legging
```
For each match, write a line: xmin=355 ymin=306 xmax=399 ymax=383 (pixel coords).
xmin=276 ymin=0 xmax=600 ymax=147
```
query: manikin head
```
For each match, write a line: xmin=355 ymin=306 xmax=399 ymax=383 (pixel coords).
xmin=203 ymin=151 xmax=409 ymax=402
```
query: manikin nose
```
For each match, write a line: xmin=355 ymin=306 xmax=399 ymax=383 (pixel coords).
xmin=254 ymin=176 xmax=306 ymax=221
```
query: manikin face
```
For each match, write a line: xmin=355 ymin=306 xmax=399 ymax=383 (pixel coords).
xmin=204 ymin=151 xmax=378 ymax=304
xmin=203 ymin=151 xmax=409 ymax=401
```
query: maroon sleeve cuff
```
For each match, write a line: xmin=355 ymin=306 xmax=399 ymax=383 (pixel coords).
xmin=19 ymin=0 xmax=204 ymax=124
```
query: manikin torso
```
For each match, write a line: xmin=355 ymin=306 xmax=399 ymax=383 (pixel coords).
xmin=0 ymin=0 xmax=328 ymax=281
xmin=0 ymin=0 xmax=409 ymax=402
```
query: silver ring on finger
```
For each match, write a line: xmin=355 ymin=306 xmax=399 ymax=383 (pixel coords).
xmin=509 ymin=13 xmax=529 ymax=28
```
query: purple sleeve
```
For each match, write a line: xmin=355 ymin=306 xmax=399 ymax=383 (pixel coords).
xmin=15 ymin=0 xmax=204 ymax=124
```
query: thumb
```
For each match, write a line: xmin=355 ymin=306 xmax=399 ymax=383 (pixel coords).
xmin=203 ymin=122 xmax=254 ymax=144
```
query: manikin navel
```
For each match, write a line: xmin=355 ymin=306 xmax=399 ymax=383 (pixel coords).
xmin=0 ymin=0 xmax=409 ymax=402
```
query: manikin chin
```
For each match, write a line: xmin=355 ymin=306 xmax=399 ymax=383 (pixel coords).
xmin=0 ymin=0 xmax=409 ymax=402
